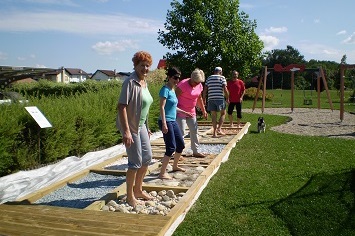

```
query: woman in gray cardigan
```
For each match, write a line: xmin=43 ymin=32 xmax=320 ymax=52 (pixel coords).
xmin=116 ymin=51 xmax=154 ymax=207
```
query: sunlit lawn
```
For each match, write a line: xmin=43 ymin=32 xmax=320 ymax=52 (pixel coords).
xmin=172 ymin=90 xmax=355 ymax=236
xmin=243 ymin=89 xmax=355 ymax=114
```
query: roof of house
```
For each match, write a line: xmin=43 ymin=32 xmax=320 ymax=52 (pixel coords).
xmin=65 ymin=68 xmax=88 ymax=75
xmin=94 ymin=70 xmax=116 ymax=77
xmin=157 ymin=59 xmax=166 ymax=69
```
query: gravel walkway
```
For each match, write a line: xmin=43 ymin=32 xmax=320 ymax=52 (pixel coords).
xmin=244 ymin=108 xmax=355 ymax=140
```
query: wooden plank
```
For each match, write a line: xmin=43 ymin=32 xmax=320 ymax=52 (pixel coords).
xmin=0 ymin=204 xmax=169 ymax=226
xmin=141 ymin=185 xmax=189 ymax=194
xmin=90 ymin=169 xmax=127 ymax=176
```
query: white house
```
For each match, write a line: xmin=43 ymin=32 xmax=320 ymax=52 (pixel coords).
xmin=91 ymin=70 xmax=131 ymax=82
xmin=44 ymin=67 xmax=88 ymax=83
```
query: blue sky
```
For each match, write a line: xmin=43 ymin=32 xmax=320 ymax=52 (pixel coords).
xmin=0 ymin=0 xmax=354 ymax=74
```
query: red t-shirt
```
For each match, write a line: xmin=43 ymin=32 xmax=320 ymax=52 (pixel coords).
xmin=227 ymin=79 xmax=245 ymax=103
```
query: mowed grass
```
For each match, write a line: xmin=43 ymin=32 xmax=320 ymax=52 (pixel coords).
xmin=173 ymin=110 xmax=355 ymax=235
xmin=244 ymin=89 xmax=355 ymax=114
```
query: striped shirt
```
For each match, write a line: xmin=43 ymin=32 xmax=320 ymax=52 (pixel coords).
xmin=205 ymin=75 xmax=227 ymax=100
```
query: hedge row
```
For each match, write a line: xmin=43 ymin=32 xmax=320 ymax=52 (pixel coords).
xmin=0 ymin=81 xmax=123 ymax=176
xmin=0 ymin=76 xmax=266 ymax=177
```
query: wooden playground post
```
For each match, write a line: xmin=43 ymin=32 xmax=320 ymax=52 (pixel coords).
xmin=252 ymin=66 xmax=267 ymax=112
xmin=317 ymin=72 xmax=321 ymax=109
xmin=319 ymin=67 xmax=334 ymax=111
xmin=262 ymin=66 xmax=267 ymax=113
xmin=340 ymin=66 xmax=345 ymax=121
xmin=290 ymin=68 xmax=300 ymax=112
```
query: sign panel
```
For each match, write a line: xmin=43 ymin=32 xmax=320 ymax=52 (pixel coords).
xmin=25 ymin=106 xmax=52 ymax=128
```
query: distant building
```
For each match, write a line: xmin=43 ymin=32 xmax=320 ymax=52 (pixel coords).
xmin=91 ymin=70 xmax=118 ymax=81
xmin=91 ymin=70 xmax=131 ymax=81
xmin=157 ymin=59 xmax=166 ymax=69
xmin=44 ymin=68 xmax=88 ymax=83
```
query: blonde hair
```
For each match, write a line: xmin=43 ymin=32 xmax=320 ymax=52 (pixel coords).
xmin=132 ymin=51 xmax=153 ymax=67
xmin=191 ymin=68 xmax=205 ymax=83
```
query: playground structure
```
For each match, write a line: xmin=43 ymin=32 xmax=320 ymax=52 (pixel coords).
xmin=252 ymin=64 xmax=335 ymax=115
xmin=0 ymin=66 xmax=57 ymax=90
xmin=339 ymin=64 xmax=355 ymax=120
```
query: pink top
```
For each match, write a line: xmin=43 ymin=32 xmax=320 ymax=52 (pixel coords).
xmin=176 ymin=78 xmax=203 ymax=118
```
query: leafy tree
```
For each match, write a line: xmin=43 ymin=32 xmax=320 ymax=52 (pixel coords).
xmin=263 ymin=45 xmax=307 ymax=89
xmin=158 ymin=0 xmax=263 ymax=79
xmin=308 ymin=59 xmax=339 ymax=90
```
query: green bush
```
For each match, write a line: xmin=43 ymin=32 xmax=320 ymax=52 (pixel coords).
xmin=0 ymin=74 xmax=166 ymax=176
xmin=244 ymin=87 xmax=274 ymax=101
xmin=0 ymin=80 xmax=123 ymax=176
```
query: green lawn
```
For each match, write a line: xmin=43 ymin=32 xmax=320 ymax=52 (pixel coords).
xmin=173 ymin=94 xmax=355 ymax=236
xmin=245 ymin=89 xmax=355 ymax=114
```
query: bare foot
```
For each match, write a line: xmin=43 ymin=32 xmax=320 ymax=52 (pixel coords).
xmin=159 ymin=173 xmax=173 ymax=180
xmin=172 ymin=166 xmax=186 ymax=172
xmin=230 ymin=123 xmax=234 ymax=127
xmin=193 ymin=152 xmax=207 ymax=158
xmin=134 ymin=190 xmax=153 ymax=200
xmin=126 ymin=197 xmax=143 ymax=208
xmin=217 ymin=129 xmax=226 ymax=135
xmin=212 ymin=134 xmax=218 ymax=138
xmin=179 ymin=156 xmax=186 ymax=161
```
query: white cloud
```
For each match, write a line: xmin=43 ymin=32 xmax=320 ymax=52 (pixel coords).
xmin=343 ymin=33 xmax=355 ymax=44
xmin=265 ymin=26 xmax=287 ymax=34
xmin=24 ymin=0 xmax=78 ymax=6
xmin=314 ymin=19 xmax=320 ymax=24
xmin=336 ymin=30 xmax=346 ymax=35
xmin=301 ymin=42 xmax=336 ymax=54
xmin=239 ymin=3 xmax=254 ymax=9
xmin=92 ymin=40 xmax=139 ymax=55
xmin=0 ymin=52 xmax=7 ymax=60
xmin=35 ymin=64 xmax=47 ymax=68
xmin=0 ymin=10 xmax=163 ymax=35
xmin=259 ymin=35 xmax=279 ymax=51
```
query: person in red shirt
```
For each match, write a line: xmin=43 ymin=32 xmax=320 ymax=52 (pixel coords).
xmin=227 ymin=70 xmax=245 ymax=127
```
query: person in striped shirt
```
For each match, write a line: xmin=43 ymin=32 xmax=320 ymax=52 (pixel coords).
xmin=203 ymin=67 xmax=229 ymax=138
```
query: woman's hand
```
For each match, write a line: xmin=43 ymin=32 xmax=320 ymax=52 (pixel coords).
xmin=185 ymin=111 xmax=194 ymax=117
xmin=203 ymin=111 xmax=208 ymax=120
xmin=162 ymin=124 xmax=168 ymax=134
xmin=123 ymin=131 xmax=134 ymax=148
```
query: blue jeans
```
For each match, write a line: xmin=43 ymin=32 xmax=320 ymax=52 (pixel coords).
xmin=158 ymin=120 xmax=185 ymax=156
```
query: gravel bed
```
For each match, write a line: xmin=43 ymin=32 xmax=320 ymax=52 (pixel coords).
xmin=34 ymin=172 xmax=125 ymax=209
xmin=245 ymin=108 xmax=355 ymax=140
xmin=104 ymin=157 xmax=159 ymax=170
xmin=34 ymin=144 xmax=227 ymax=209
xmin=183 ymin=143 xmax=226 ymax=155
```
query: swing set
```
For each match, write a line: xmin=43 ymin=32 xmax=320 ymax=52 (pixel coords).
xmin=252 ymin=64 xmax=334 ymax=113
xmin=339 ymin=64 xmax=355 ymax=121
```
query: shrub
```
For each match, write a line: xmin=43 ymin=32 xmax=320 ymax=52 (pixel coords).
xmin=244 ymin=87 xmax=274 ymax=101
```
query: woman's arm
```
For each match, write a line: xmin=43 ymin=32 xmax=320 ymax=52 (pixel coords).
xmin=196 ymin=94 xmax=208 ymax=119
xmin=159 ymin=97 xmax=168 ymax=134
xmin=117 ymin=103 xmax=133 ymax=147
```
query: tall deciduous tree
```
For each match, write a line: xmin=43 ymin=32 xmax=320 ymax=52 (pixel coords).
xmin=158 ymin=0 xmax=263 ymax=79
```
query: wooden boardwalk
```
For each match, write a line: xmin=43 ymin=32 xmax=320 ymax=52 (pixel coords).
xmin=0 ymin=122 xmax=250 ymax=236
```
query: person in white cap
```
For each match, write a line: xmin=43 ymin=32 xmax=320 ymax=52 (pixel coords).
xmin=203 ymin=66 xmax=229 ymax=137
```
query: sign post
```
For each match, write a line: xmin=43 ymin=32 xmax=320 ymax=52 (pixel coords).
xmin=25 ymin=106 xmax=52 ymax=163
